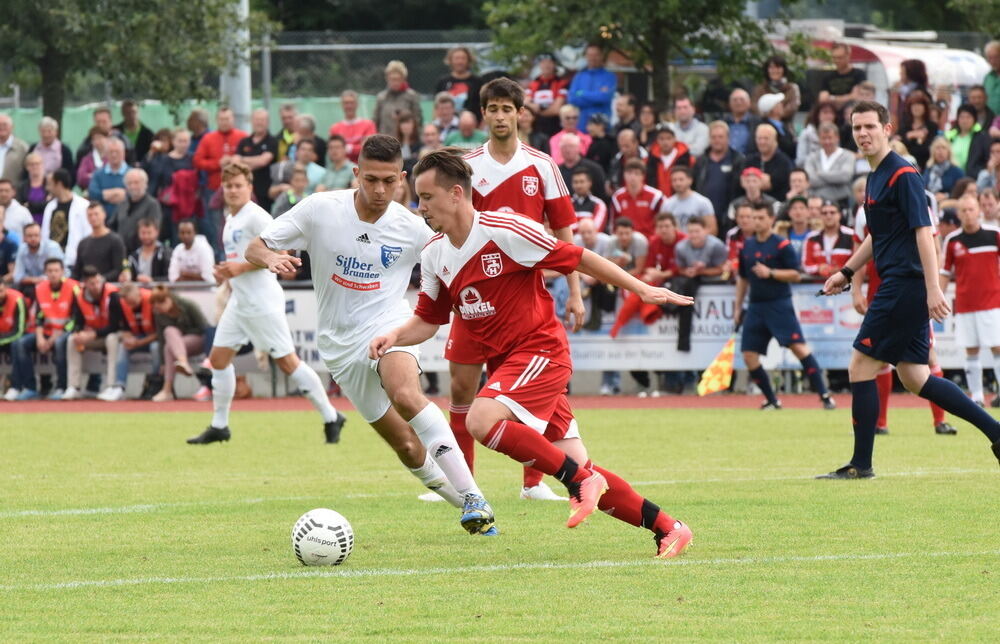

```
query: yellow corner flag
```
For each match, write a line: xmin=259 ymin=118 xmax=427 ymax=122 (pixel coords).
xmin=697 ymin=334 xmax=737 ymax=396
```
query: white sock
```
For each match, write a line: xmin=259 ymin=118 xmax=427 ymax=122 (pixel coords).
xmin=408 ymin=452 xmax=463 ymax=507
xmin=211 ymin=365 xmax=236 ymax=428
xmin=409 ymin=403 xmax=481 ymax=498
xmin=965 ymin=354 xmax=984 ymax=403
xmin=289 ymin=362 xmax=337 ymax=422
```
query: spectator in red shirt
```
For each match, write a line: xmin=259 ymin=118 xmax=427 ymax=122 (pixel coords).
xmin=646 ymin=124 xmax=693 ymax=196
xmin=328 ymin=90 xmax=376 ymax=163
xmin=192 ymin=107 xmax=246 ymax=260
xmin=525 ymin=53 xmax=568 ymax=138
xmin=725 ymin=201 xmax=755 ymax=278
xmin=802 ymin=200 xmax=853 ymax=278
xmin=611 ymin=159 xmax=668 ymax=238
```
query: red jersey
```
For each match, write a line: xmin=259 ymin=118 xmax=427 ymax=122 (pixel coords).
xmin=329 ymin=119 xmax=377 ymax=163
xmin=416 ymin=211 xmax=583 ymax=365
xmin=525 ymin=75 xmax=569 ymax=112
xmin=802 ymin=226 xmax=855 ymax=277
xmin=942 ymin=226 xmax=1000 ymax=313
xmin=646 ymin=231 xmax=687 ymax=274
xmin=610 ymin=185 xmax=667 ymax=238
xmin=464 ymin=141 xmax=576 ymax=231
xmin=726 ymin=227 xmax=750 ymax=273
xmin=193 ymin=128 xmax=248 ymax=190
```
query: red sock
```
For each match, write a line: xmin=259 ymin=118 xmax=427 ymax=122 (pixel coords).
xmin=589 ymin=462 xmax=676 ymax=535
xmin=875 ymin=370 xmax=892 ymax=429
xmin=929 ymin=366 xmax=946 ymax=425
xmin=448 ymin=404 xmax=475 ymax=472
xmin=610 ymin=292 xmax=643 ymax=338
xmin=522 ymin=467 xmax=544 ymax=488
xmin=484 ymin=420 xmax=587 ymax=482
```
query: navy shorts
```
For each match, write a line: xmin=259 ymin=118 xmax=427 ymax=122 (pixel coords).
xmin=854 ymin=276 xmax=930 ymax=365
xmin=741 ymin=298 xmax=806 ymax=355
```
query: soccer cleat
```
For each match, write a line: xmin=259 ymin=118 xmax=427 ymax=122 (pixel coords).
xmin=14 ymin=389 xmax=39 ymax=401
xmin=637 ymin=390 xmax=649 ymax=399
xmin=417 ymin=491 xmax=447 ymax=503
xmin=192 ymin=385 xmax=212 ymax=402
xmin=650 ymin=389 xmax=662 ymax=398
xmin=479 ymin=525 xmax=500 ymax=536
xmin=821 ymin=394 xmax=836 ymax=410
xmin=460 ymin=493 xmax=496 ymax=535
xmin=3 ymin=387 xmax=21 ymax=401
xmin=599 ymin=385 xmax=613 ymax=396
xmin=324 ymin=412 xmax=347 ymax=444
xmin=992 ymin=440 xmax=1000 ymax=467
xmin=97 ymin=386 xmax=125 ymax=402
xmin=566 ymin=471 xmax=608 ymax=528
xmin=187 ymin=426 xmax=231 ymax=444
xmin=46 ymin=388 xmax=65 ymax=401
xmin=934 ymin=422 xmax=958 ymax=436
xmin=875 ymin=427 xmax=890 ymax=436
xmin=520 ymin=481 xmax=568 ymax=501
xmin=760 ymin=400 xmax=782 ymax=411
xmin=654 ymin=521 xmax=693 ymax=559
xmin=815 ymin=464 xmax=875 ymax=479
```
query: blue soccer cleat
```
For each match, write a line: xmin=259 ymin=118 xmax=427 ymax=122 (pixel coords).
xmin=460 ymin=493 xmax=496 ymax=536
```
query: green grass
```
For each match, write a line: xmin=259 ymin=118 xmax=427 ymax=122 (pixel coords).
xmin=2 ymin=405 xmax=999 ymax=642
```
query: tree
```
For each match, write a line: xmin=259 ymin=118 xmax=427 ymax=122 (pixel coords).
xmin=485 ymin=0 xmax=811 ymax=109
xmin=949 ymin=0 xmax=1000 ymax=39
xmin=0 ymin=0 xmax=263 ymax=124
xmin=254 ymin=0 xmax=487 ymax=31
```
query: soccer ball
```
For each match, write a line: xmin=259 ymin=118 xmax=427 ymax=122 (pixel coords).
xmin=291 ymin=508 xmax=354 ymax=566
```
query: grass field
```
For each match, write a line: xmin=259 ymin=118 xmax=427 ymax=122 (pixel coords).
xmin=2 ymin=402 xmax=999 ymax=642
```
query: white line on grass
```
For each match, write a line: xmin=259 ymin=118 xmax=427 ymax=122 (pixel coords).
xmin=5 ymin=549 xmax=1000 ymax=592
xmin=631 ymin=468 xmax=994 ymax=486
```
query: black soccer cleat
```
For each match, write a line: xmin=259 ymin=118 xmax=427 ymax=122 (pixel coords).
xmin=934 ymin=422 xmax=958 ymax=436
xmin=187 ymin=426 xmax=231 ymax=444
xmin=760 ymin=400 xmax=782 ymax=411
xmin=992 ymin=439 xmax=1000 ymax=467
xmin=324 ymin=412 xmax=347 ymax=444
xmin=815 ymin=464 xmax=875 ymax=480
xmin=821 ymin=394 xmax=836 ymax=410
xmin=875 ymin=427 xmax=890 ymax=436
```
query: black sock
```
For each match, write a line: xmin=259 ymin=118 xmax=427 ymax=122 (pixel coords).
xmin=554 ymin=457 xmax=581 ymax=485
xmin=799 ymin=354 xmax=829 ymax=397
xmin=919 ymin=376 xmax=1000 ymax=443
xmin=750 ymin=366 xmax=777 ymax=405
xmin=850 ymin=380 xmax=879 ymax=469
xmin=640 ymin=499 xmax=662 ymax=530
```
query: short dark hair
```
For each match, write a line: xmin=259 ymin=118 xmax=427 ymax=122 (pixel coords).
xmin=790 ymin=168 xmax=809 ymax=181
xmin=670 ymin=165 xmax=693 ymax=179
xmin=655 ymin=212 xmax=677 ymax=225
xmin=619 ymin=93 xmax=637 ymax=109
xmin=412 ymin=147 xmax=473 ymax=196
xmin=23 ymin=222 xmax=41 ymax=233
xmin=177 ymin=218 xmax=196 ymax=230
xmin=328 ymin=134 xmax=346 ymax=146
xmin=851 ymin=101 xmax=890 ymax=126
xmin=624 ymin=158 xmax=647 ymax=174
xmin=138 ymin=216 xmax=160 ymax=230
xmin=571 ymin=166 xmax=592 ymax=178
xmin=970 ymin=84 xmax=986 ymax=93
xmin=87 ymin=200 xmax=105 ymax=212
xmin=44 ymin=257 xmax=64 ymax=269
xmin=122 ymin=99 xmax=138 ymax=110
xmin=52 ymin=168 xmax=73 ymax=189
xmin=480 ymin=77 xmax=525 ymax=111
xmin=750 ymin=201 xmax=774 ymax=215
xmin=359 ymin=134 xmax=402 ymax=165
xmin=0 ymin=178 xmax=13 ymax=189
xmin=686 ymin=215 xmax=705 ymax=228
xmin=81 ymin=265 xmax=100 ymax=280
xmin=93 ymin=106 xmax=112 ymax=117
xmin=614 ymin=216 xmax=634 ymax=230
xmin=296 ymin=138 xmax=315 ymax=153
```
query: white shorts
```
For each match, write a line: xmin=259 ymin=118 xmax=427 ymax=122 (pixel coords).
xmin=328 ymin=345 xmax=421 ymax=423
xmin=214 ymin=306 xmax=296 ymax=358
xmin=955 ymin=309 xmax=1000 ymax=349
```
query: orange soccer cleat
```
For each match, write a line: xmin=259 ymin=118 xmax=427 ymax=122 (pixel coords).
xmin=654 ymin=521 xmax=693 ymax=559
xmin=566 ymin=471 xmax=608 ymax=528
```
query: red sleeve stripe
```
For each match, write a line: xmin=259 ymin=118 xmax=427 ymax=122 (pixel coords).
xmin=777 ymin=239 xmax=791 ymax=249
xmin=423 ymin=233 xmax=444 ymax=250
xmin=480 ymin=214 xmax=557 ymax=250
xmin=887 ymin=165 xmax=918 ymax=187
xmin=463 ymin=147 xmax=486 ymax=160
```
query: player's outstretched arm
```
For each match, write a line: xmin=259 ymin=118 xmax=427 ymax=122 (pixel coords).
xmin=821 ymin=235 xmax=873 ymax=295
xmin=245 ymin=236 xmax=302 ymax=275
xmin=368 ymin=316 xmax=441 ymax=360
xmin=576 ymin=249 xmax=694 ymax=307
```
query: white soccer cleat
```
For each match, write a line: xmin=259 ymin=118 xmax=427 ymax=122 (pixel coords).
xmin=98 ymin=386 xmax=125 ymax=402
xmin=3 ymin=388 xmax=20 ymax=401
xmin=417 ymin=491 xmax=447 ymax=503
xmin=520 ymin=481 xmax=569 ymax=501
xmin=637 ymin=390 xmax=649 ymax=398
xmin=60 ymin=387 xmax=81 ymax=401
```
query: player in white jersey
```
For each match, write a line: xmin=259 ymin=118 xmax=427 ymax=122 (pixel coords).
xmin=246 ymin=135 xmax=497 ymax=535
xmin=187 ymin=163 xmax=345 ymax=445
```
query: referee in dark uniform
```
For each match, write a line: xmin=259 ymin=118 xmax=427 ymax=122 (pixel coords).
xmin=819 ymin=101 xmax=1000 ymax=479
xmin=735 ymin=202 xmax=835 ymax=411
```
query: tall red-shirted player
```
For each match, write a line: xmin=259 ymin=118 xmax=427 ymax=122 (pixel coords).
xmin=442 ymin=78 xmax=584 ymax=503
xmin=370 ymin=150 xmax=695 ymax=557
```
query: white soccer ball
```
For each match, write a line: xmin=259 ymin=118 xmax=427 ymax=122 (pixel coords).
xmin=291 ymin=508 xmax=354 ymax=566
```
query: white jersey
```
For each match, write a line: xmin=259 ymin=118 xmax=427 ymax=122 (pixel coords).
xmin=260 ymin=189 xmax=432 ymax=366
xmin=223 ymin=201 xmax=286 ymax=315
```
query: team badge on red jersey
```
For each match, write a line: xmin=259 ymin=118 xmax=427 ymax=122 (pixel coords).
xmin=481 ymin=252 xmax=503 ymax=277
xmin=522 ymin=175 xmax=539 ymax=196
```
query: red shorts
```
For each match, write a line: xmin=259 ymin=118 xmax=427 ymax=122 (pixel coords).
xmin=478 ymin=351 xmax=580 ymax=441
xmin=445 ymin=322 xmax=488 ymax=365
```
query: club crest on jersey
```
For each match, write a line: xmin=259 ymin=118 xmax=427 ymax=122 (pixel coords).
xmin=522 ymin=175 xmax=539 ymax=196
xmin=380 ymin=244 xmax=403 ymax=268
xmin=481 ymin=252 xmax=503 ymax=277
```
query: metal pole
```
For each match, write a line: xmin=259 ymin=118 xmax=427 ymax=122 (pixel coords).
xmin=219 ymin=0 xmax=251 ymax=131
xmin=261 ymin=32 xmax=272 ymax=114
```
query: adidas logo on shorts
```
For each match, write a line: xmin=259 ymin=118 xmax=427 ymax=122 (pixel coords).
xmin=356 ymin=233 xmax=371 ymax=244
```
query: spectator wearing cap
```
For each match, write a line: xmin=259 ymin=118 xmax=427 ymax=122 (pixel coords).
xmin=525 ymin=53 xmax=568 ymax=138
xmin=723 ymin=89 xmax=760 ymax=157
xmin=694 ymin=121 xmax=745 ymax=233
xmin=804 ymin=123 xmax=854 ymax=207
xmin=750 ymin=55 xmax=801 ymax=131
xmin=744 ymin=123 xmax=794 ymax=201
xmin=727 ymin=166 xmax=778 ymax=221
xmin=584 ymin=113 xmax=616 ymax=173
xmin=558 ymin=132 xmax=607 ymax=205
xmin=549 ymin=105 xmax=591 ymax=165
xmin=938 ymin=207 xmax=960 ymax=241
xmin=608 ymin=129 xmax=649 ymax=192
xmin=613 ymin=94 xmax=641 ymax=137
xmin=646 ymin=123 xmax=694 ymax=197
xmin=758 ymin=92 xmax=796 ymax=160
xmin=670 ymin=96 xmax=709 ymax=158
xmin=567 ymin=44 xmax=617 ymax=132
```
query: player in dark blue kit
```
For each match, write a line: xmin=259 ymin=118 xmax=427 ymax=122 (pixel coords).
xmin=819 ymin=101 xmax=1000 ymax=478
xmin=735 ymin=202 xmax=835 ymax=411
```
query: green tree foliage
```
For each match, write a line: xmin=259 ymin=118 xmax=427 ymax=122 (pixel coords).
xmin=484 ymin=0 xmax=811 ymax=109
xmin=0 ymin=0 xmax=265 ymax=124
xmin=949 ymin=0 xmax=1000 ymax=38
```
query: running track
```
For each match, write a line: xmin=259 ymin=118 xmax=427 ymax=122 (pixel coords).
xmin=5 ymin=393 xmax=936 ymax=414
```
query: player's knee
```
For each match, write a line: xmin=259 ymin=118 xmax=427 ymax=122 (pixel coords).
xmin=274 ymin=353 xmax=300 ymax=374
xmin=464 ymin=412 xmax=493 ymax=443
xmin=208 ymin=351 xmax=231 ymax=371
xmin=389 ymin=385 xmax=427 ymax=419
